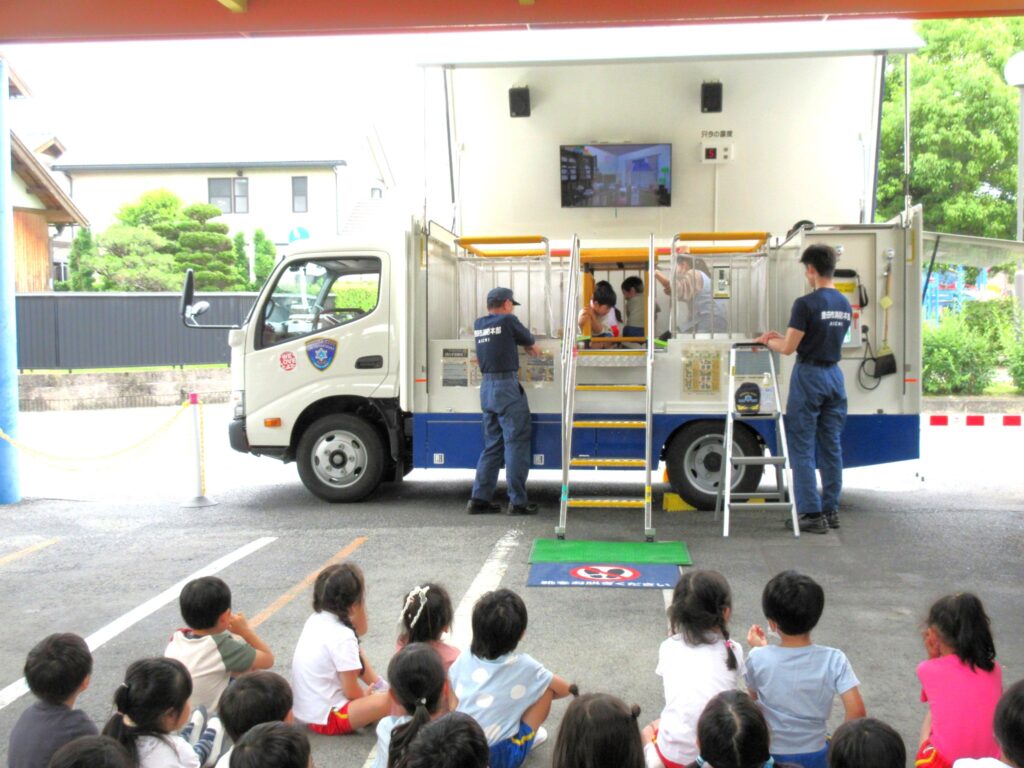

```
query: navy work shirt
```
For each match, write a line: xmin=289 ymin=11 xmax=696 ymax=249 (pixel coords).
xmin=474 ymin=313 xmax=535 ymax=373
xmin=788 ymin=288 xmax=852 ymax=364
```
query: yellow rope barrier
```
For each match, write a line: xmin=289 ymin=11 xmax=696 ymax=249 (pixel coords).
xmin=0 ymin=400 xmax=192 ymax=467
xmin=197 ymin=397 xmax=207 ymax=497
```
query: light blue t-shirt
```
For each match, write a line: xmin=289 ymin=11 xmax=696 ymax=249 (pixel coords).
xmin=744 ymin=644 xmax=859 ymax=754
xmin=372 ymin=715 xmax=410 ymax=768
xmin=449 ymin=652 xmax=554 ymax=744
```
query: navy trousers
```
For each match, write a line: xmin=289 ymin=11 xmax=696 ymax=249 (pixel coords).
xmin=784 ymin=363 xmax=847 ymax=516
xmin=472 ymin=374 xmax=532 ymax=507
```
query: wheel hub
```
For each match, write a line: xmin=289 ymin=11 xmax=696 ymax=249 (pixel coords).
xmin=311 ymin=430 xmax=366 ymax=488
xmin=684 ymin=435 xmax=746 ymax=494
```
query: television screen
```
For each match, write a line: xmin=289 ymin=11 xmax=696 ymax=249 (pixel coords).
xmin=560 ymin=143 xmax=671 ymax=208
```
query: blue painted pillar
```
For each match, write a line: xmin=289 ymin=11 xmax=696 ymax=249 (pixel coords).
xmin=0 ymin=59 xmax=20 ymax=504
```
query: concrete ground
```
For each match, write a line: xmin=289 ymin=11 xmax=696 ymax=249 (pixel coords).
xmin=0 ymin=404 xmax=1021 ymax=768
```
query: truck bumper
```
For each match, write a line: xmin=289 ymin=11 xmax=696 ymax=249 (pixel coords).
xmin=228 ymin=417 xmax=249 ymax=454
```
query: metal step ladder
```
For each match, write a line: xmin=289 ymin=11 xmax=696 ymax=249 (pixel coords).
xmin=716 ymin=343 xmax=799 ymax=538
xmin=557 ymin=235 xmax=658 ymax=541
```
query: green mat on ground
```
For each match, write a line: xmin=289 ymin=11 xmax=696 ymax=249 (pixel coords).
xmin=529 ymin=538 xmax=692 ymax=565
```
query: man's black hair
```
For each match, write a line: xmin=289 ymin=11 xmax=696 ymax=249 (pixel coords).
xmin=218 ymin=671 xmax=293 ymax=743
xmin=24 ymin=633 xmax=93 ymax=705
xmin=179 ymin=576 xmax=232 ymax=631
xmin=487 ymin=298 xmax=507 ymax=310
xmin=995 ymin=679 xmax=1024 ymax=768
xmin=828 ymin=718 xmax=906 ymax=768
xmin=761 ymin=570 xmax=825 ymax=636
xmin=621 ymin=276 xmax=644 ymax=293
xmin=49 ymin=736 xmax=132 ymax=768
xmin=800 ymin=244 xmax=838 ymax=279
xmin=592 ymin=282 xmax=617 ymax=308
xmin=230 ymin=723 xmax=310 ymax=768
xmin=470 ymin=589 xmax=527 ymax=659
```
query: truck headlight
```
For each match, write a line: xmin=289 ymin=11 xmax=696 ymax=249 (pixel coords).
xmin=230 ymin=390 xmax=245 ymax=419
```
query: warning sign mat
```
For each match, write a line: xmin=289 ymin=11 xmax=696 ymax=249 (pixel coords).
xmin=527 ymin=562 xmax=681 ymax=589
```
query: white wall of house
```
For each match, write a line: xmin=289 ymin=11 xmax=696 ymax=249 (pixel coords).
xmin=59 ymin=165 xmax=344 ymax=243
xmin=11 ymin=173 xmax=46 ymax=211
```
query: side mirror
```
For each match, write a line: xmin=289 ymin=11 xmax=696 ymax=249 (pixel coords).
xmin=180 ymin=269 xmax=196 ymax=322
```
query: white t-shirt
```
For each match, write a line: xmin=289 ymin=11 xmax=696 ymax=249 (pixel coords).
xmin=214 ymin=747 xmax=232 ymax=768
xmin=656 ymin=635 xmax=746 ymax=766
xmin=164 ymin=630 xmax=256 ymax=714
xmin=953 ymin=761 xmax=1013 ymax=768
xmin=136 ymin=734 xmax=200 ymax=768
xmin=372 ymin=715 xmax=410 ymax=768
xmin=291 ymin=611 xmax=362 ymax=725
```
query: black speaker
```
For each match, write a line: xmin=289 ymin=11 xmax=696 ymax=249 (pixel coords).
xmin=701 ymin=81 xmax=723 ymax=113
xmin=509 ymin=87 xmax=530 ymax=118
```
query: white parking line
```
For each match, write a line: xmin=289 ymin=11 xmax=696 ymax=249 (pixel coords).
xmin=360 ymin=529 xmax=523 ymax=768
xmin=0 ymin=536 xmax=278 ymax=710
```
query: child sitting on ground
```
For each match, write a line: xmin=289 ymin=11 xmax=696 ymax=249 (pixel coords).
xmin=48 ymin=736 xmax=132 ymax=768
xmin=689 ymin=690 xmax=801 ymax=768
xmin=403 ymin=712 xmax=490 ymax=768
xmin=450 ymin=588 xmax=577 ymax=768
xmin=102 ymin=657 xmax=225 ymax=768
xmin=953 ymin=678 xmax=1024 ymax=768
xmin=164 ymin=577 xmax=274 ymax=713
xmin=394 ymin=583 xmax=459 ymax=715
xmin=290 ymin=563 xmax=390 ymax=735
xmin=828 ymin=717 xmax=906 ymax=768
xmin=642 ymin=571 xmax=746 ymax=768
xmin=374 ymin=643 xmax=450 ymax=768
xmin=917 ymin=592 xmax=1003 ymax=768
xmin=8 ymin=633 xmax=98 ymax=768
xmin=553 ymin=693 xmax=645 ymax=768
xmin=745 ymin=571 xmax=865 ymax=768
xmin=228 ymin=723 xmax=310 ymax=768
xmin=215 ymin=671 xmax=293 ymax=768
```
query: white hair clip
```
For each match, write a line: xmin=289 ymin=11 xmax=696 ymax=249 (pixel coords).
xmin=399 ymin=585 xmax=431 ymax=630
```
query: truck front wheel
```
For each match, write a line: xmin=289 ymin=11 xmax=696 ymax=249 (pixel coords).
xmin=664 ymin=421 xmax=763 ymax=511
xmin=297 ymin=414 xmax=385 ymax=502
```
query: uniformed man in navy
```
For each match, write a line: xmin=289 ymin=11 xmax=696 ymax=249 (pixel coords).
xmin=756 ymin=244 xmax=852 ymax=534
xmin=467 ymin=287 xmax=541 ymax=516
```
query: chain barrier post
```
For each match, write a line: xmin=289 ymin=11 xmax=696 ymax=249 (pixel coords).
xmin=181 ymin=392 xmax=216 ymax=508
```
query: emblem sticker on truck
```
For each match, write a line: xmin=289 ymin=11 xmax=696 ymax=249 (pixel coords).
xmin=279 ymin=351 xmax=297 ymax=371
xmin=305 ymin=338 xmax=338 ymax=371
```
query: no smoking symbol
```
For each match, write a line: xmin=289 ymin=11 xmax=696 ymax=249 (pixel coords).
xmin=569 ymin=565 xmax=640 ymax=582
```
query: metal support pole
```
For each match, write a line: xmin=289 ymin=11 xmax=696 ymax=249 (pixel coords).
xmin=181 ymin=393 xmax=216 ymax=508
xmin=1017 ymin=87 xmax=1024 ymax=311
xmin=0 ymin=60 xmax=20 ymax=504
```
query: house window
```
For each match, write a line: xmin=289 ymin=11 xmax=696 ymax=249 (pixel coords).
xmin=209 ymin=177 xmax=249 ymax=214
xmin=292 ymin=176 xmax=308 ymax=213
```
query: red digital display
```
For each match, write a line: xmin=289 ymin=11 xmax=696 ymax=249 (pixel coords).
xmin=705 ymin=147 xmax=718 ymax=160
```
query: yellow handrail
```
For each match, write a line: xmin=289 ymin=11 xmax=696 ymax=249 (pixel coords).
xmin=672 ymin=231 xmax=770 ymax=254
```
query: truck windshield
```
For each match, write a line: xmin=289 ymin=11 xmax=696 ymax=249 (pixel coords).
xmin=257 ymin=256 xmax=381 ymax=349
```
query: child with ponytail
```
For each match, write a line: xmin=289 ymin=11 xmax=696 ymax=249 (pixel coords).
xmin=689 ymin=691 xmax=800 ymax=768
xmin=917 ymin=592 xmax=1003 ymax=768
xmin=102 ymin=658 xmax=224 ymax=768
xmin=553 ymin=693 xmax=645 ymax=768
xmin=290 ymin=563 xmax=390 ymax=735
xmin=642 ymin=571 xmax=745 ymax=768
xmin=374 ymin=643 xmax=449 ymax=768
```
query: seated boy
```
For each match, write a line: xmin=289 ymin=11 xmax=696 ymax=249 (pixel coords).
xmin=229 ymin=723 xmax=309 ymax=768
xmin=620 ymin=276 xmax=647 ymax=338
xmin=404 ymin=713 xmax=490 ymax=768
xmin=165 ymin=576 xmax=274 ymax=713
xmin=8 ymin=633 xmax=98 ymax=768
xmin=450 ymin=589 xmax=575 ymax=768
xmin=48 ymin=736 xmax=132 ymax=768
xmin=215 ymin=671 xmax=294 ymax=768
xmin=745 ymin=571 xmax=865 ymax=768
xmin=828 ymin=717 xmax=905 ymax=768
xmin=578 ymin=281 xmax=620 ymax=340
xmin=953 ymin=679 xmax=1024 ymax=768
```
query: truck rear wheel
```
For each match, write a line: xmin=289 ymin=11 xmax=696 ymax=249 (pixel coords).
xmin=297 ymin=414 xmax=384 ymax=502
xmin=665 ymin=421 xmax=763 ymax=511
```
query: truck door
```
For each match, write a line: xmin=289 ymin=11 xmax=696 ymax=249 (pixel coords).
xmin=244 ymin=253 xmax=390 ymax=447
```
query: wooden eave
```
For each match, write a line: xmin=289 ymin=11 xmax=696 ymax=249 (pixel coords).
xmin=10 ymin=132 xmax=88 ymax=226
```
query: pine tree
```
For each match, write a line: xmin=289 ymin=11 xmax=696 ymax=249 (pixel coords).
xmin=174 ymin=204 xmax=241 ymax=290
xmin=68 ymin=228 xmax=97 ymax=291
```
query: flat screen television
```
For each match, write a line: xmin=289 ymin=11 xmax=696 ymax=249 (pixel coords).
xmin=560 ymin=143 xmax=671 ymax=208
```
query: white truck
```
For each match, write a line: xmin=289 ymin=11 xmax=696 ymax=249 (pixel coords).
xmin=181 ymin=21 xmax=932 ymax=523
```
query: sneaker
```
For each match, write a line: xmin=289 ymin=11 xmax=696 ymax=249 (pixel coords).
xmin=466 ymin=498 xmax=501 ymax=515
xmin=785 ymin=514 xmax=829 ymax=534
xmin=824 ymin=509 xmax=841 ymax=529
xmin=181 ymin=704 xmax=208 ymax=745
xmin=531 ymin=726 xmax=548 ymax=750
xmin=200 ymin=716 xmax=226 ymax=768
xmin=507 ymin=503 xmax=539 ymax=516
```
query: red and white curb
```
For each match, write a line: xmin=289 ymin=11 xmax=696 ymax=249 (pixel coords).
xmin=926 ymin=414 xmax=1022 ymax=427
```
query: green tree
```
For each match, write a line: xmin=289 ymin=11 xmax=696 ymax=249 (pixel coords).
xmin=252 ymin=229 xmax=277 ymax=287
xmin=87 ymin=225 xmax=179 ymax=291
xmin=174 ymin=204 xmax=241 ymax=290
xmin=116 ymin=189 xmax=184 ymax=232
xmin=232 ymin=232 xmax=250 ymax=287
xmin=877 ymin=18 xmax=1024 ymax=241
xmin=67 ymin=228 xmax=97 ymax=291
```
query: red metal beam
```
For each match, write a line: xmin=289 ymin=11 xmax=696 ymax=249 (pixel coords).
xmin=0 ymin=0 xmax=1022 ymax=43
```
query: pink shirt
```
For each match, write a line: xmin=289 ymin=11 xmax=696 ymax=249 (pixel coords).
xmin=918 ymin=654 xmax=1003 ymax=761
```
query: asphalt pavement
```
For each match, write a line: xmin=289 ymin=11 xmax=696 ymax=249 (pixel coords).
xmin=0 ymin=404 xmax=1021 ymax=768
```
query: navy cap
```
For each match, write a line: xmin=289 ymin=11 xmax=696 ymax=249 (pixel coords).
xmin=487 ymin=287 xmax=520 ymax=306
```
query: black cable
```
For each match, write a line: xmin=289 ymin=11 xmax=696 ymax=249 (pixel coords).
xmin=857 ymin=338 xmax=883 ymax=391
